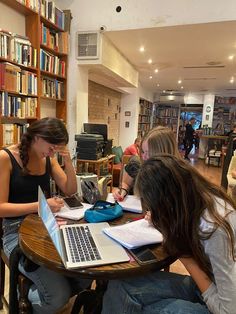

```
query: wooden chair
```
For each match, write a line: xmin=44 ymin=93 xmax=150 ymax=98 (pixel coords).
xmin=0 ymin=219 xmax=31 ymax=313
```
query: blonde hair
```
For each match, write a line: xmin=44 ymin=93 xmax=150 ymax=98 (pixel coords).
xmin=142 ymin=126 xmax=180 ymax=158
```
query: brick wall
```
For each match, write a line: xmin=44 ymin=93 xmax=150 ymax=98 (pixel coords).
xmin=88 ymin=80 xmax=121 ymax=146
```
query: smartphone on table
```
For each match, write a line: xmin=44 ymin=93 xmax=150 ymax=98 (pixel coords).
xmin=63 ymin=195 xmax=83 ymax=209
xmin=128 ymin=246 xmax=157 ymax=265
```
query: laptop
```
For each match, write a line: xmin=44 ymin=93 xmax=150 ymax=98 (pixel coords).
xmin=38 ymin=187 xmax=129 ymax=269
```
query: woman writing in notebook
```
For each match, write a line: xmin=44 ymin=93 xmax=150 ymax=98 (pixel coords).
xmin=102 ymin=154 xmax=236 ymax=314
xmin=113 ymin=126 xmax=181 ymax=201
xmin=0 ymin=117 xmax=90 ymax=313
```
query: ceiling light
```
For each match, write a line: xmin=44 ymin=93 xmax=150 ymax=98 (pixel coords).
xmin=181 ymin=86 xmax=184 ymax=89
xmin=148 ymin=59 xmax=152 ymax=64
xmin=163 ymin=90 xmax=166 ymax=93
xmin=178 ymin=80 xmax=182 ymax=84
xmin=228 ymin=55 xmax=234 ymax=60
xmin=154 ymin=69 xmax=158 ymax=73
xmin=139 ymin=46 xmax=145 ymax=52
xmin=230 ymin=78 xmax=234 ymax=83
xmin=157 ymin=84 xmax=160 ymax=87
xmin=149 ymin=75 xmax=153 ymax=79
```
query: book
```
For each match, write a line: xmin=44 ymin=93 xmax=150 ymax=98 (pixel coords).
xmin=55 ymin=202 xmax=93 ymax=220
xmin=103 ymin=219 xmax=163 ymax=249
xmin=106 ymin=193 xmax=142 ymax=213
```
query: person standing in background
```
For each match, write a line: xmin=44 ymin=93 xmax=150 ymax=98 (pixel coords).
xmin=184 ymin=117 xmax=196 ymax=161
xmin=123 ymin=137 xmax=141 ymax=156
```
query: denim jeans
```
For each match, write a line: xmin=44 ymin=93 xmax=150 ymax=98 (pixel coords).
xmin=3 ymin=217 xmax=91 ymax=314
xmin=102 ymin=271 xmax=210 ymax=314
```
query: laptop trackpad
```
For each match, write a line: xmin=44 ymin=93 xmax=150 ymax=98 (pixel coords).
xmin=96 ymin=234 xmax=116 ymax=247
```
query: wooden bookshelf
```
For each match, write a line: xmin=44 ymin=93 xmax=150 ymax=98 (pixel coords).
xmin=0 ymin=0 xmax=68 ymax=147
xmin=152 ymin=104 xmax=180 ymax=139
xmin=138 ymin=98 xmax=153 ymax=138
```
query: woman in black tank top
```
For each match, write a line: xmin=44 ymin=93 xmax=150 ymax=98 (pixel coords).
xmin=0 ymin=117 xmax=90 ymax=313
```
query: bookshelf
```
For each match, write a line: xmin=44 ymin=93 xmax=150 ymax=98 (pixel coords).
xmin=152 ymin=103 xmax=180 ymax=139
xmin=138 ymin=98 xmax=153 ymax=138
xmin=0 ymin=0 xmax=68 ymax=148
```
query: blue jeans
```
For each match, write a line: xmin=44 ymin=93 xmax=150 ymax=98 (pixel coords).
xmin=3 ymin=217 xmax=91 ymax=314
xmin=102 ymin=271 xmax=210 ymax=314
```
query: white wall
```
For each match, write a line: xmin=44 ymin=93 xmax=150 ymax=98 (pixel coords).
xmin=55 ymin=0 xmax=236 ymax=150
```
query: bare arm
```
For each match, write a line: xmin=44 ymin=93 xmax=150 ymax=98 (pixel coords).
xmin=113 ymin=170 xmax=134 ymax=201
xmin=179 ymin=257 xmax=212 ymax=293
xmin=51 ymin=147 xmax=77 ymax=196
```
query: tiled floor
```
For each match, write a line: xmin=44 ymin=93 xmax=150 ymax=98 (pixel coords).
xmin=0 ymin=155 xmax=222 ymax=313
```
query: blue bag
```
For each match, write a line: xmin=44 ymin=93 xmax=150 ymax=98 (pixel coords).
xmin=84 ymin=200 xmax=123 ymax=223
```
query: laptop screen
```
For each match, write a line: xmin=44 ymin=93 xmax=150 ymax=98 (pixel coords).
xmin=38 ymin=187 xmax=64 ymax=259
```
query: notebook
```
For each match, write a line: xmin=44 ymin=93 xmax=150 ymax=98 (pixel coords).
xmin=106 ymin=193 xmax=142 ymax=213
xmin=38 ymin=187 xmax=129 ymax=269
xmin=55 ymin=203 xmax=93 ymax=220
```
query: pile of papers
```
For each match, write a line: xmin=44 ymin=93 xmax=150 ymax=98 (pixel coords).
xmin=55 ymin=203 xmax=93 ymax=220
xmin=103 ymin=218 xmax=163 ymax=249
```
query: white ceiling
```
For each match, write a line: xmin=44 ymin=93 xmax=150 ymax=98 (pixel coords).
xmin=105 ymin=20 xmax=236 ymax=97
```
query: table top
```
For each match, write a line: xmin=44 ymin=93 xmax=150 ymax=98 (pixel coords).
xmin=19 ymin=213 xmax=176 ymax=279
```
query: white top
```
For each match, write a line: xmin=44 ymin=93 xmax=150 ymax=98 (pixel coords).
xmin=200 ymin=197 xmax=236 ymax=314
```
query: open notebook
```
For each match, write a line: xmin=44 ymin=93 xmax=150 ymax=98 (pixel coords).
xmin=38 ymin=187 xmax=129 ymax=269
xmin=106 ymin=193 xmax=142 ymax=213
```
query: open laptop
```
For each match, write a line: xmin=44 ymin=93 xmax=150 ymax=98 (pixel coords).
xmin=38 ymin=186 xmax=129 ymax=269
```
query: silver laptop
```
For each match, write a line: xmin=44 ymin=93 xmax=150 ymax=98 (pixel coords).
xmin=38 ymin=187 xmax=129 ymax=269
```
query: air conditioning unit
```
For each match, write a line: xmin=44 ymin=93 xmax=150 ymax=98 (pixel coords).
xmin=159 ymin=95 xmax=184 ymax=103
xmin=77 ymin=31 xmax=100 ymax=60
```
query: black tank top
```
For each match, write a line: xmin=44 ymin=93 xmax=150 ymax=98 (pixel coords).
xmin=3 ymin=148 xmax=51 ymax=203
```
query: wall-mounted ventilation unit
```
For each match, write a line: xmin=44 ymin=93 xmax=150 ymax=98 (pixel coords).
xmin=160 ymin=95 xmax=184 ymax=103
xmin=77 ymin=31 xmax=100 ymax=60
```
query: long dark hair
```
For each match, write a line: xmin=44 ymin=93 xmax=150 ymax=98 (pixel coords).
xmin=135 ymin=154 xmax=236 ymax=277
xmin=19 ymin=117 xmax=68 ymax=175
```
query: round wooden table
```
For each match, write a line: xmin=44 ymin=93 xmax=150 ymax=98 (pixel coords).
xmin=19 ymin=213 xmax=176 ymax=279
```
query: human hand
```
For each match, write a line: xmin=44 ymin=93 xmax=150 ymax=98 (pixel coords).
xmin=47 ymin=196 xmax=64 ymax=213
xmin=112 ymin=188 xmax=127 ymax=202
xmin=54 ymin=146 xmax=71 ymax=163
xmin=144 ymin=211 xmax=152 ymax=225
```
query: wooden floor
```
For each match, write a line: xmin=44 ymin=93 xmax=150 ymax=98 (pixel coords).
xmin=0 ymin=154 xmax=223 ymax=313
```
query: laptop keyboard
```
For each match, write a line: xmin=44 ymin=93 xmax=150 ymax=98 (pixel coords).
xmin=66 ymin=225 xmax=101 ymax=263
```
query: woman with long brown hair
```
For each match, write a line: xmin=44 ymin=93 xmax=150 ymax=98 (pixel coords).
xmin=102 ymin=154 xmax=236 ymax=314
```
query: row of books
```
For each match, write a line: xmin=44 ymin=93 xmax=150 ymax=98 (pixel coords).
xmin=139 ymin=115 xmax=151 ymax=123
xmin=41 ymin=0 xmax=65 ymax=30
xmin=0 ymin=29 xmax=37 ymax=68
xmin=40 ymin=49 xmax=66 ymax=76
xmin=0 ymin=92 xmax=37 ymax=118
xmin=155 ymin=107 xmax=179 ymax=118
xmin=41 ymin=77 xmax=64 ymax=99
xmin=17 ymin=0 xmax=39 ymax=12
xmin=40 ymin=23 xmax=68 ymax=54
xmin=2 ymin=123 xmax=29 ymax=146
xmin=0 ymin=62 xmax=37 ymax=95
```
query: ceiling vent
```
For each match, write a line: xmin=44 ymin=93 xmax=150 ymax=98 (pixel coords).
xmin=159 ymin=95 xmax=184 ymax=103
xmin=77 ymin=31 xmax=100 ymax=60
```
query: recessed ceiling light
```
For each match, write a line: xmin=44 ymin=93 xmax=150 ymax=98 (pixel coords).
xmin=230 ymin=78 xmax=234 ymax=83
xmin=157 ymin=84 xmax=160 ymax=87
xmin=154 ymin=69 xmax=158 ymax=73
xmin=139 ymin=46 xmax=145 ymax=52
xmin=228 ymin=55 xmax=234 ymax=60
xmin=163 ymin=90 xmax=166 ymax=93
xmin=178 ymin=80 xmax=182 ymax=84
xmin=148 ymin=59 xmax=152 ymax=64
xmin=181 ymin=86 xmax=184 ymax=89
xmin=149 ymin=75 xmax=153 ymax=79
